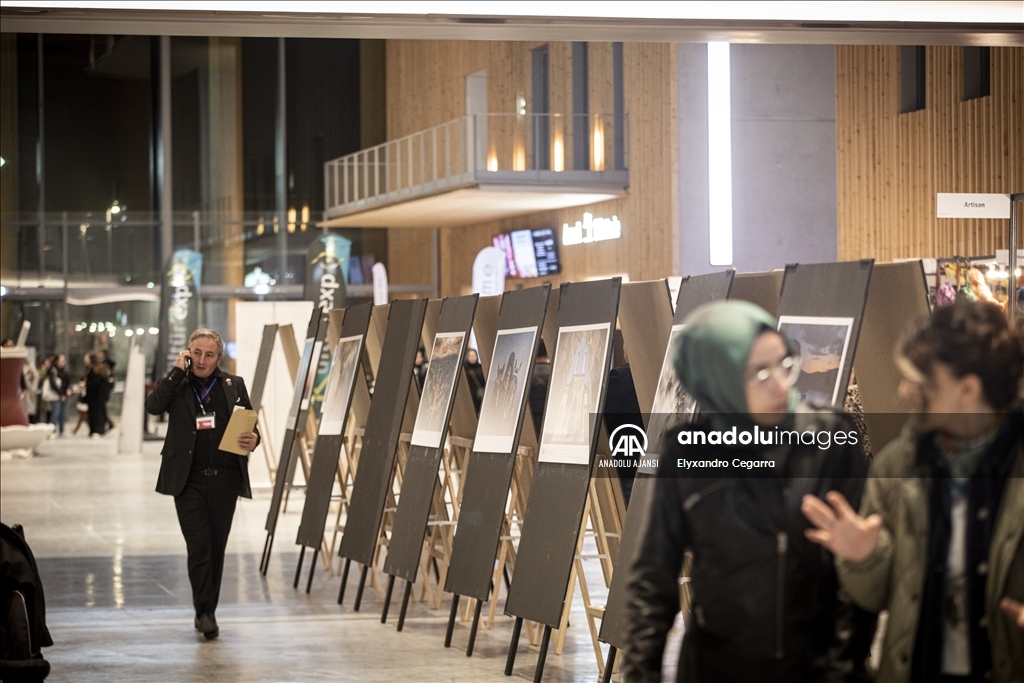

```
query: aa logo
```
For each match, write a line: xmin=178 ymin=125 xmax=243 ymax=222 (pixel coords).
xmin=609 ymin=424 xmax=648 ymax=458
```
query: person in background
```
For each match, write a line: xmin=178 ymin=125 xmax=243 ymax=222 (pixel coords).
xmin=528 ymin=340 xmax=551 ymax=438
xmin=145 ymin=328 xmax=259 ymax=641
xmin=20 ymin=352 xmax=40 ymax=423
xmin=72 ymin=353 xmax=92 ymax=436
xmin=843 ymin=369 xmax=873 ymax=460
xmin=45 ymin=355 xmax=71 ymax=437
xmin=464 ymin=347 xmax=486 ymax=415
xmin=603 ymin=359 xmax=643 ymax=506
xmin=85 ymin=353 xmax=112 ymax=437
xmin=1 ymin=338 xmax=13 ymax=347
xmin=36 ymin=355 xmax=52 ymax=424
xmin=802 ymin=299 xmax=1024 ymax=683
xmin=623 ymin=301 xmax=872 ymax=683
xmin=95 ymin=348 xmax=116 ymax=431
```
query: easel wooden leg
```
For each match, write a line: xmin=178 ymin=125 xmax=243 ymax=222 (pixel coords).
xmin=259 ymin=532 xmax=271 ymax=575
xmin=444 ymin=594 xmax=460 ymax=648
xmin=601 ymin=647 xmax=617 ymax=683
xmin=381 ymin=574 xmax=396 ymax=623
xmin=505 ymin=616 xmax=523 ymax=676
xmin=337 ymin=558 xmax=351 ymax=604
xmin=305 ymin=548 xmax=319 ymax=593
xmin=466 ymin=598 xmax=483 ymax=657
xmin=354 ymin=564 xmax=368 ymax=611
xmin=293 ymin=545 xmax=306 ymax=589
xmin=396 ymin=580 xmax=413 ymax=631
xmin=533 ymin=625 xmax=552 ymax=683
xmin=553 ymin=561 xmax=578 ymax=655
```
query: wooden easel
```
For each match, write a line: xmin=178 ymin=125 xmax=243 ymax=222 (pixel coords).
xmin=256 ymin=405 xmax=277 ymax=484
xmin=479 ymin=442 xmax=535 ymax=630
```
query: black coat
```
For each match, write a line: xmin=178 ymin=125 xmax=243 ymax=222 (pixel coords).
xmin=145 ymin=366 xmax=258 ymax=498
xmin=622 ymin=408 xmax=872 ymax=683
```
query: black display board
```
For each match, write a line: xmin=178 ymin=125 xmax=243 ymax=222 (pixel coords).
xmin=338 ymin=298 xmax=428 ymax=567
xmin=504 ymin=278 xmax=621 ymax=629
xmin=296 ymin=302 xmax=374 ymax=550
xmin=383 ymin=294 xmax=479 ymax=582
xmin=248 ymin=324 xmax=278 ymax=412
xmin=599 ymin=270 xmax=734 ymax=651
xmin=777 ymin=260 xmax=874 ymax=408
xmin=260 ymin=307 xmax=328 ymax=575
xmin=443 ymin=285 xmax=551 ymax=602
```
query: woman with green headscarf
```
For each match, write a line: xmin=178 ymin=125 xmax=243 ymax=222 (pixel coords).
xmin=621 ymin=301 xmax=872 ymax=683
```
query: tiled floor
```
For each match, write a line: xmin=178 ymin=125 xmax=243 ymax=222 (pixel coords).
xmin=2 ymin=428 xmax=664 ymax=682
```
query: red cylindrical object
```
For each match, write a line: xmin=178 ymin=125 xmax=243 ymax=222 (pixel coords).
xmin=0 ymin=352 xmax=29 ymax=427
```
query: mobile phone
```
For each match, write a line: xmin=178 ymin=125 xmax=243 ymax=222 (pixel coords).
xmin=184 ymin=355 xmax=192 ymax=372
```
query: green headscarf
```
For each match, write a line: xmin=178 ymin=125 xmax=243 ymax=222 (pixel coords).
xmin=673 ymin=300 xmax=800 ymax=430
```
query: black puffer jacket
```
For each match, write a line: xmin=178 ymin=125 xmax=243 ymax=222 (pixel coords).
xmin=623 ymin=408 xmax=873 ymax=683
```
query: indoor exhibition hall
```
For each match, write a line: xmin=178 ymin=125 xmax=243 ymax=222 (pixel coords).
xmin=1 ymin=3 xmax=1023 ymax=683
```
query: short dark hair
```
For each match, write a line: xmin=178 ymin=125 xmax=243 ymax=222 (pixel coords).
xmin=900 ymin=299 xmax=1024 ymax=410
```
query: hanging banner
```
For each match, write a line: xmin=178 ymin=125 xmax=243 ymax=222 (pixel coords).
xmin=372 ymin=262 xmax=389 ymax=305
xmin=304 ymin=234 xmax=351 ymax=421
xmin=161 ymin=249 xmax=202 ymax=375
xmin=304 ymin=233 xmax=351 ymax=310
xmin=472 ymin=246 xmax=507 ymax=296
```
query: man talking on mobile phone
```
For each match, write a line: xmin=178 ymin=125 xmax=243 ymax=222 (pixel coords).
xmin=145 ymin=328 xmax=259 ymax=640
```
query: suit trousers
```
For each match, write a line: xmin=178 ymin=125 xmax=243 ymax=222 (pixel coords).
xmin=174 ymin=466 xmax=241 ymax=616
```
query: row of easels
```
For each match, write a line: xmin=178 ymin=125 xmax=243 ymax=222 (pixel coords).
xmin=252 ymin=260 xmax=929 ymax=682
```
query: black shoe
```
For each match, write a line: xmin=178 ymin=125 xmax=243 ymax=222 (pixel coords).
xmin=195 ymin=612 xmax=219 ymax=640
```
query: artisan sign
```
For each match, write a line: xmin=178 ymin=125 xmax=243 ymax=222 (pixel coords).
xmin=562 ymin=212 xmax=621 ymax=246
xmin=936 ymin=193 xmax=1011 ymax=219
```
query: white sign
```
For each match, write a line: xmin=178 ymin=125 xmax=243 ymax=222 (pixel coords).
xmin=996 ymin=250 xmax=1024 ymax=266
xmin=937 ymin=193 xmax=1011 ymax=219
xmin=472 ymin=246 xmax=507 ymax=296
xmin=562 ymin=212 xmax=622 ymax=246
xmin=371 ymin=262 xmax=389 ymax=305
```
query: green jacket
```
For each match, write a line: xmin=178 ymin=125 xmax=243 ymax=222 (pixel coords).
xmin=836 ymin=421 xmax=1024 ymax=683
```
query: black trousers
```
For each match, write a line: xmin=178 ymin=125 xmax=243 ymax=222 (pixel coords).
xmin=174 ymin=467 xmax=241 ymax=616
xmin=86 ymin=398 xmax=107 ymax=435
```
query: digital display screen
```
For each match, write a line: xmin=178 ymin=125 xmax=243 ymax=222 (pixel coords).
xmin=530 ymin=227 xmax=561 ymax=276
xmin=491 ymin=228 xmax=561 ymax=278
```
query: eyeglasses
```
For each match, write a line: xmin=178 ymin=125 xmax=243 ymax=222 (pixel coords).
xmin=747 ymin=355 xmax=801 ymax=388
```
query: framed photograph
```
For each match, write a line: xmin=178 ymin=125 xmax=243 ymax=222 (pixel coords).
xmin=318 ymin=335 xmax=364 ymax=436
xmin=777 ymin=316 xmax=855 ymax=406
xmin=538 ymin=322 xmax=611 ymax=465
xmin=473 ymin=327 xmax=538 ymax=454
xmin=645 ymin=323 xmax=696 ymax=462
xmin=410 ymin=331 xmax=468 ymax=448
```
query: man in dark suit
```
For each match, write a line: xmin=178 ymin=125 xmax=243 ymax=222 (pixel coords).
xmin=145 ymin=328 xmax=259 ymax=640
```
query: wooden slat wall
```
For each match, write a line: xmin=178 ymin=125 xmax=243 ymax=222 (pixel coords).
xmin=383 ymin=41 xmax=679 ymax=295
xmin=836 ymin=46 xmax=1024 ymax=262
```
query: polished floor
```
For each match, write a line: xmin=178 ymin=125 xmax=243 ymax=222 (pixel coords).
xmin=1 ymin=426 xmax=678 ymax=682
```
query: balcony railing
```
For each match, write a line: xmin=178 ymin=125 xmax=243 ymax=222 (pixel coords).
xmin=324 ymin=113 xmax=628 ymax=218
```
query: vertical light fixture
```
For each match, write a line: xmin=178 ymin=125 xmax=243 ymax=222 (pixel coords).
xmin=707 ymin=42 xmax=733 ymax=266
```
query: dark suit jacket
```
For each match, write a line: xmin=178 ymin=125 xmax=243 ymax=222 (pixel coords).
xmin=145 ymin=366 xmax=258 ymax=499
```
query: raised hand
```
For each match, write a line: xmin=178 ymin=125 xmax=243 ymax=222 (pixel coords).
xmin=801 ymin=491 xmax=883 ymax=563
xmin=1000 ymin=598 xmax=1024 ymax=630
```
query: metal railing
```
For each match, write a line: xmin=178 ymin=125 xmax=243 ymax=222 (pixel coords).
xmin=324 ymin=112 xmax=628 ymax=216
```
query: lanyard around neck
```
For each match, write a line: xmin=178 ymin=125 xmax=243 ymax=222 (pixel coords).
xmin=192 ymin=377 xmax=218 ymax=414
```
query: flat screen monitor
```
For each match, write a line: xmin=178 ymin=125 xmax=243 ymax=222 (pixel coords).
xmin=491 ymin=227 xmax=561 ymax=278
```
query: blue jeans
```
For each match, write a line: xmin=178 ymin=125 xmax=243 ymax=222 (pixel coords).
xmin=50 ymin=400 xmax=67 ymax=435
